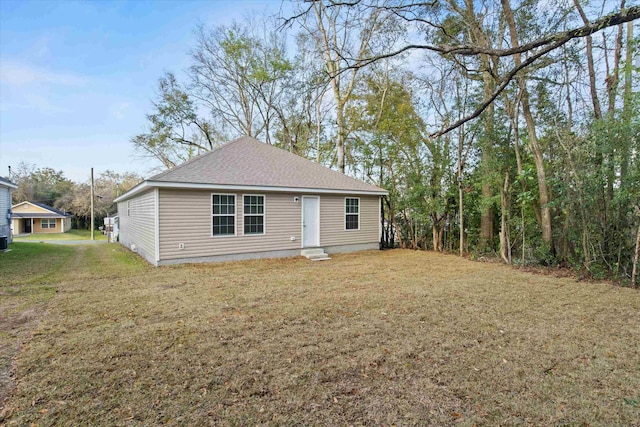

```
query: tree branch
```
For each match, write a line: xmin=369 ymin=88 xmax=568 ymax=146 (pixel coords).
xmin=347 ymin=5 xmax=639 ymax=69
xmin=430 ymin=38 xmax=562 ymax=138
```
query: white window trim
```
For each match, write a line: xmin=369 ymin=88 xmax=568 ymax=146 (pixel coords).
xmin=41 ymin=218 xmax=56 ymax=229
xmin=345 ymin=197 xmax=360 ymax=231
xmin=127 ymin=201 xmax=130 ymax=217
xmin=211 ymin=193 xmax=237 ymax=238
xmin=242 ymin=194 xmax=266 ymax=236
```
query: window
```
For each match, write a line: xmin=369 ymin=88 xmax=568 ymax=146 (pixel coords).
xmin=345 ymin=198 xmax=359 ymax=230
xmin=212 ymin=194 xmax=235 ymax=236
xmin=41 ymin=218 xmax=56 ymax=229
xmin=127 ymin=201 xmax=130 ymax=216
xmin=243 ymin=195 xmax=265 ymax=235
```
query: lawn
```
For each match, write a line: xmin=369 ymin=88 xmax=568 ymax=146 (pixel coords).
xmin=1 ymin=245 xmax=639 ymax=426
xmin=13 ymin=229 xmax=107 ymax=241
xmin=0 ymin=243 xmax=76 ymax=405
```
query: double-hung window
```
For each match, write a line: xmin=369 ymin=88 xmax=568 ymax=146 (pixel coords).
xmin=243 ymin=195 xmax=265 ymax=235
xmin=345 ymin=198 xmax=359 ymax=230
xmin=212 ymin=194 xmax=236 ymax=236
xmin=41 ymin=218 xmax=56 ymax=229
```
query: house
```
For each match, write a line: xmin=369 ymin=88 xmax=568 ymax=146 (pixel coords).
xmin=11 ymin=201 xmax=72 ymax=235
xmin=0 ymin=177 xmax=18 ymax=246
xmin=114 ymin=136 xmax=388 ymax=266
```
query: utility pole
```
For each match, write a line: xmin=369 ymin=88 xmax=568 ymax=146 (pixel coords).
xmin=90 ymin=167 xmax=94 ymax=241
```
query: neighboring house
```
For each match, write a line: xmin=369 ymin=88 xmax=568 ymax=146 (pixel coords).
xmin=11 ymin=201 xmax=72 ymax=235
xmin=0 ymin=177 xmax=18 ymax=244
xmin=114 ymin=136 xmax=388 ymax=266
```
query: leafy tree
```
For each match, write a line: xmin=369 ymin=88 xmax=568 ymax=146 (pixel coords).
xmin=131 ymin=72 xmax=216 ymax=169
xmin=11 ymin=163 xmax=74 ymax=207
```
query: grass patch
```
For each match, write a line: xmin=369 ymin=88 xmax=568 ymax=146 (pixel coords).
xmin=0 ymin=243 xmax=78 ymax=404
xmin=1 ymin=249 xmax=639 ymax=425
xmin=0 ymin=243 xmax=76 ymax=288
xmin=14 ymin=229 xmax=107 ymax=241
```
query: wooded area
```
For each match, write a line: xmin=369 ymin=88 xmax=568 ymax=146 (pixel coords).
xmin=128 ymin=0 xmax=637 ymax=284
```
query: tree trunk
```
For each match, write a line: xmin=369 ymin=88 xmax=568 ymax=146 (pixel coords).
xmin=501 ymin=0 xmax=554 ymax=254
xmin=459 ymin=180 xmax=464 ymax=256
xmin=335 ymin=102 xmax=346 ymax=173
xmin=573 ymin=0 xmax=603 ymax=120
xmin=632 ymin=221 xmax=640 ymax=288
xmin=479 ymin=57 xmax=495 ymax=252
xmin=432 ymin=225 xmax=440 ymax=252
xmin=499 ymin=172 xmax=511 ymax=264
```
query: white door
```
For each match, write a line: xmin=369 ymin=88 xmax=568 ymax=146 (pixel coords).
xmin=302 ymin=196 xmax=319 ymax=247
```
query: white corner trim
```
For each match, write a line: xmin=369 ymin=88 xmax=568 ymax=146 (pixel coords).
xmin=154 ymin=187 xmax=160 ymax=262
xmin=378 ymin=196 xmax=382 ymax=241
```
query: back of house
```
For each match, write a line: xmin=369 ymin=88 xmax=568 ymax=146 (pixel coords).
xmin=115 ymin=136 xmax=387 ymax=266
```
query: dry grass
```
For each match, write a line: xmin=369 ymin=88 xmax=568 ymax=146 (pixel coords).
xmin=1 ymin=245 xmax=639 ymax=426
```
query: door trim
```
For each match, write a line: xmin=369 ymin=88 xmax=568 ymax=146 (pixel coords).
xmin=301 ymin=195 xmax=320 ymax=248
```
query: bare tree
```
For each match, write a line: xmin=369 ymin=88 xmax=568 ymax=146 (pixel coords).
xmin=299 ymin=1 xmax=396 ymax=173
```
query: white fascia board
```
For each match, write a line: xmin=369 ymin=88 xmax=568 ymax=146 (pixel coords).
xmin=114 ymin=180 xmax=388 ymax=202
xmin=1 ymin=182 xmax=18 ymax=190
xmin=113 ymin=181 xmax=151 ymax=203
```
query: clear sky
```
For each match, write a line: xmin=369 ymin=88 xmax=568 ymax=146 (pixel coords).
xmin=0 ymin=0 xmax=287 ymax=182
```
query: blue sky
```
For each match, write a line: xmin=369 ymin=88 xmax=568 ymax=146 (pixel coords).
xmin=0 ymin=0 xmax=287 ymax=182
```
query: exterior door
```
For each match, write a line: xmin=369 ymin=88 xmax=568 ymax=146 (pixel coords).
xmin=24 ymin=219 xmax=31 ymax=233
xmin=302 ymin=196 xmax=319 ymax=247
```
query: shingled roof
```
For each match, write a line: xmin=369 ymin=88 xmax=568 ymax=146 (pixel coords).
xmin=11 ymin=201 xmax=71 ymax=218
xmin=116 ymin=136 xmax=386 ymax=202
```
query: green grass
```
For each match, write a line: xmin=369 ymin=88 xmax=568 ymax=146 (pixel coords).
xmin=0 ymin=242 xmax=76 ymax=287
xmin=0 ymin=242 xmax=78 ymax=404
xmin=13 ymin=229 xmax=107 ymax=241
xmin=1 ymin=247 xmax=640 ymax=425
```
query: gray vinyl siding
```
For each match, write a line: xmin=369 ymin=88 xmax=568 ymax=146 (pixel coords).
xmin=159 ymin=189 xmax=301 ymax=260
xmin=0 ymin=186 xmax=11 ymax=242
xmin=117 ymin=189 xmax=157 ymax=264
xmin=319 ymin=195 xmax=379 ymax=247
xmin=157 ymin=190 xmax=380 ymax=263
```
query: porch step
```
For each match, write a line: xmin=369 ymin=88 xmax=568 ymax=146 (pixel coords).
xmin=301 ymin=248 xmax=331 ymax=261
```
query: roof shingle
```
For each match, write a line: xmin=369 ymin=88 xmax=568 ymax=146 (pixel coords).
xmin=12 ymin=201 xmax=71 ymax=217
xmin=148 ymin=136 xmax=385 ymax=193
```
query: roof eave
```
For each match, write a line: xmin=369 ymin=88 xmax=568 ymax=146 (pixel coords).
xmin=12 ymin=213 xmax=70 ymax=218
xmin=1 ymin=182 xmax=18 ymax=190
xmin=11 ymin=201 xmax=70 ymax=216
xmin=114 ymin=180 xmax=388 ymax=202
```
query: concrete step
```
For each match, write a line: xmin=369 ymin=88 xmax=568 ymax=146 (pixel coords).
xmin=301 ymin=248 xmax=327 ymax=257
xmin=309 ymin=255 xmax=332 ymax=261
xmin=301 ymin=248 xmax=331 ymax=261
